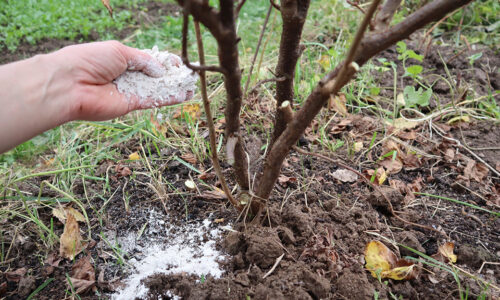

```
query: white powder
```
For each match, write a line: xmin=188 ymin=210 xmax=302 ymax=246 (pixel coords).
xmin=111 ymin=214 xmax=226 ymax=300
xmin=114 ymin=46 xmax=198 ymax=108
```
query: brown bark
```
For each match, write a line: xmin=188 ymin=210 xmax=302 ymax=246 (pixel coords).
xmin=178 ymin=0 xmax=249 ymax=190
xmin=374 ymin=0 xmax=401 ymax=31
xmin=256 ymin=0 xmax=473 ymax=201
xmin=271 ymin=0 xmax=311 ymax=146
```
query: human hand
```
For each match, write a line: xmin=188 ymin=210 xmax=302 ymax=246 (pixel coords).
xmin=47 ymin=41 xmax=193 ymax=121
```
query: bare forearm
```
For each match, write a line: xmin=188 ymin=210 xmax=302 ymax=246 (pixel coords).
xmin=0 ymin=54 xmax=70 ymax=153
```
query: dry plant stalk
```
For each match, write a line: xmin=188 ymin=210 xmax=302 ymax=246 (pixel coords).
xmin=168 ymin=0 xmax=473 ymax=219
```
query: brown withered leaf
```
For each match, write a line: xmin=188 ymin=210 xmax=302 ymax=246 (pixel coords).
xmin=379 ymin=158 xmax=403 ymax=175
xmin=180 ymin=153 xmax=197 ymax=165
xmin=432 ymin=242 xmax=457 ymax=263
xmin=115 ymin=164 xmax=132 ymax=177
xmin=70 ymin=255 xmax=96 ymax=294
xmin=200 ymin=188 xmax=227 ymax=200
xmin=100 ymin=0 xmax=113 ymax=17
xmin=329 ymin=94 xmax=348 ymax=116
xmin=60 ymin=213 xmax=84 ymax=260
xmin=278 ymin=175 xmax=297 ymax=186
xmin=464 ymin=160 xmax=489 ymax=182
xmin=300 ymin=227 xmax=338 ymax=264
xmin=396 ymin=130 xmax=417 ymax=140
xmin=366 ymin=167 xmax=387 ymax=185
xmin=5 ymin=267 xmax=27 ymax=282
xmin=330 ymin=118 xmax=353 ymax=134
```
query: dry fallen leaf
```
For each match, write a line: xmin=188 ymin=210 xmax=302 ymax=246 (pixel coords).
xmin=181 ymin=153 xmax=197 ymax=165
xmin=70 ymin=255 xmax=96 ymax=294
xmin=433 ymin=242 xmax=457 ymax=263
xmin=464 ymin=160 xmax=489 ymax=182
xmin=52 ymin=207 xmax=85 ymax=224
xmin=388 ymin=118 xmax=422 ymax=130
xmin=5 ymin=267 xmax=27 ymax=282
xmin=329 ymin=94 xmax=348 ymax=116
xmin=331 ymin=169 xmax=358 ymax=183
xmin=173 ymin=103 xmax=201 ymax=120
xmin=367 ymin=167 xmax=387 ymax=185
xmin=185 ymin=180 xmax=196 ymax=190
xmin=365 ymin=241 xmax=418 ymax=280
xmin=60 ymin=213 xmax=84 ymax=260
xmin=128 ymin=152 xmax=140 ymax=161
xmin=379 ymin=158 xmax=403 ymax=175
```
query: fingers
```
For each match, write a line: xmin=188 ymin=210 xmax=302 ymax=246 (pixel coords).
xmin=117 ymin=43 xmax=166 ymax=78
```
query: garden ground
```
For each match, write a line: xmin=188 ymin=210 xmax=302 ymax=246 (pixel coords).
xmin=0 ymin=0 xmax=499 ymax=299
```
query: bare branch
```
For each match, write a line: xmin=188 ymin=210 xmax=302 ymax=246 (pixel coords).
xmin=236 ymin=0 xmax=247 ymax=16
xmin=346 ymin=0 xmax=365 ymax=14
xmin=270 ymin=0 xmax=281 ymax=11
xmin=374 ymin=0 xmax=402 ymax=31
xmin=176 ymin=0 xmax=224 ymax=38
xmin=243 ymin=4 xmax=273 ymax=97
xmin=248 ymin=77 xmax=286 ymax=94
xmin=256 ymin=0 xmax=473 ymax=202
xmin=194 ymin=21 xmax=242 ymax=211
xmin=270 ymin=0 xmax=311 ymax=147
xmin=181 ymin=5 xmax=226 ymax=74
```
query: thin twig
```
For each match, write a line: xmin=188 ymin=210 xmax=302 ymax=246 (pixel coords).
xmin=194 ymin=20 xmax=242 ymax=211
xmin=236 ymin=0 xmax=247 ymax=16
xmin=263 ymin=253 xmax=285 ymax=278
xmin=292 ymin=146 xmax=447 ymax=236
xmin=269 ymin=0 xmax=280 ymax=11
xmin=346 ymin=0 xmax=366 ymax=14
xmin=243 ymin=4 xmax=273 ymax=97
xmin=248 ymin=77 xmax=285 ymax=94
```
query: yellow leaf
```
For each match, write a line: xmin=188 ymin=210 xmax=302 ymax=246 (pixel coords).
xmin=381 ymin=264 xmax=416 ymax=280
xmin=317 ymin=55 xmax=331 ymax=71
xmin=364 ymin=241 xmax=396 ymax=277
xmin=378 ymin=167 xmax=387 ymax=185
xmin=365 ymin=241 xmax=418 ymax=280
xmin=128 ymin=152 xmax=140 ymax=161
xmin=173 ymin=103 xmax=201 ymax=120
xmin=447 ymin=115 xmax=470 ymax=125
xmin=100 ymin=0 xmax=113 ymax=17
xmin=388 ymin=118 xmax=422 ymax=130
xmin=438 ymin=242 xmax=457 ymax=263
xmin=60 ymin=213 xmax=84 ymax=260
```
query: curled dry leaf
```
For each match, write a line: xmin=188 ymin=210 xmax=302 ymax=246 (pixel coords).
xmin=70 ymin=255 xmax=96 ymax=294
xmin=463 ymin=160 xmax=489 ymax=182
xmin=328 ymin=93 xmax=348 ymax=116
xmin=379 ymin=158 xmax=403 ymax=175
xmin=353 ymin=141 xmax=364 ymax=152
xmin=366 ymin=167 xmax=387 ymax=185
xmin=331 ymin=169 xmax=358 ymax=183
xmin=432 ymin=242 xmax=457 ymax=263
xmin=5 ymin=267 xmax=27 ymax=282
xmin=365 ymin=241 xmax=418 ymax=281
xmin=180 ymin=153 xmax=197 ymax=165
xmin=201 ymin=187 xmax=227 ymax=200
xmin=59 ymin=213 xmax=84 ymax=260
xmin=52 ymin=207 xmax=85 ymax=224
